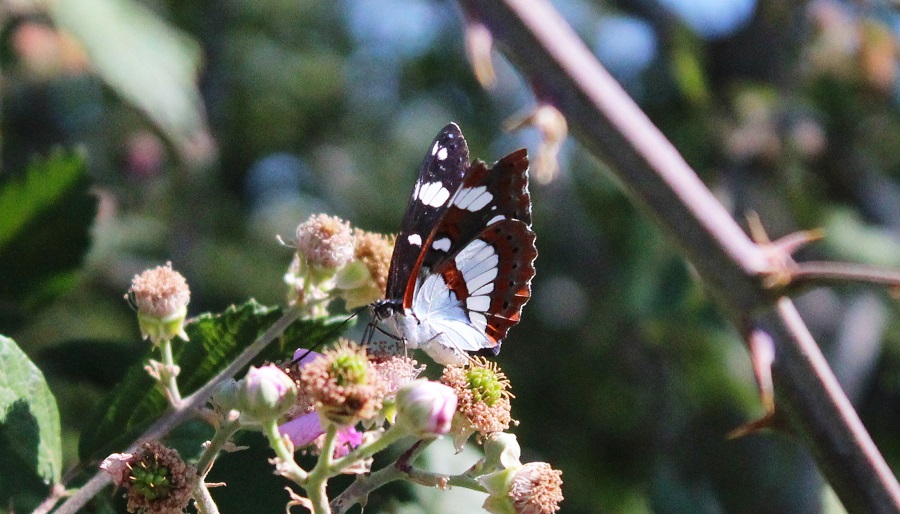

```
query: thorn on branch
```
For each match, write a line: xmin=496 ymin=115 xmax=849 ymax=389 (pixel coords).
xmin=730 ymin=327 xmax=781 ymax=440
xmin=465 ymin=18 xmax=496 ymax=88
xmin=746 ymin=211 xmax=824 ymax=289
xmin=506 ymin=104 xmax=568 ymax=184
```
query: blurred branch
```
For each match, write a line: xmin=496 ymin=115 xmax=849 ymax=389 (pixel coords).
xmin=791 ymin=261 xmax=900 ymax=289
xmin=458 ymin=0 xmax=900 ymax=512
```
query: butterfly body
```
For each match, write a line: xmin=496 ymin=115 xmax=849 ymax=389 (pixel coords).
xmin=371 ymin=123 xmax=536 ymax=365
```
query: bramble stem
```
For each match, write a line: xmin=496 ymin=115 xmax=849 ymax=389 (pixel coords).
xmin=196 ymin=418 xmax=241 ymax=478
xmin=264 ymin=420 xmax=308 ymax=484
xmin=458 ymin=0 xmax=900 ymax=511
xmin=160 ymin=339 xmax=183 ymax=406
xmin=328 ymin=424 xmax=408 ymax=475
xmin=305 ymin=424 xmax=338 ymax=514
xmin=192 ymin=482 xmax=220 ymax=514
xmin=790 ymin=261 xmax=900 ymax=290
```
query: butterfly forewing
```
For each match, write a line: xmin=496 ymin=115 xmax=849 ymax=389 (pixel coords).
xmin=385 ymin=123 xmax=470 ymax=301
xmin=422 ymin=148 xmax=531 ymax=275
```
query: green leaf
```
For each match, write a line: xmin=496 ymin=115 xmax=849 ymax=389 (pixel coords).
xmin=50 ymin=0 xmax=209 ymax=158
xmin=78 ymin=300 xmax=350 ymax=462
xmin=0 ymin=335 xmax=63 ymax=510
xmin=0 ymin=151 xmax=95 ymax=327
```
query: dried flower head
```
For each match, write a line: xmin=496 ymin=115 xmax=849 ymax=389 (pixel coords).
xmin=128 ymin=263 xmax=190 ymax=344
xmin=103 ymin=441 xmax=197 ymax=514
xmin=480 ymin=462 xmax=564 ymax=514
xmin=441 ymin=357 xmax=514 ymax=440
xmin=334 ymin=229 xmax=395 ymax=309
xmin=295 ymin=214 xmax=355 ymax=269
xmin=352 ymin=229 xmax=393 ymax=295
xmin=298 ymin=339 xmax=386 ymax=426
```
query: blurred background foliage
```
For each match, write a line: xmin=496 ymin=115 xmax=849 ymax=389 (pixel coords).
xmin=1 ymin=0 xmax=899 ymax=512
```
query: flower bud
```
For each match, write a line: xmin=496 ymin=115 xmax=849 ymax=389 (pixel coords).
xmin=237 ymin=364 xmax=298 ymax=424
xmin=209 ymin=378 xmax=239 ymax=413
xmin=128 ymin=263 xmax=190 ymax=345
xmin=483 ymin=432 xmax=522 ymax=471
xmin=479 ymin=462 xmax=564 ymax=514
xmin=395 ymin=379 xmax=457 ymax=438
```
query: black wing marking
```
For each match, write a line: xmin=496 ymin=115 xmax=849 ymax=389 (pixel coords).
xmin=385 ymin=123 xmax=470 ymax=301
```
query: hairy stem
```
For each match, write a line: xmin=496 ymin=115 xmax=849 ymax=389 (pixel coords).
xmin=160 ymin=339 xmax=183 ymax=406
xmin=263 ymin=419 xmax=309 ymax=484
xmin=196 ymin=419 xmax=241 ymax=478
xmin=192 ymin=482 xmax=220 ymax=514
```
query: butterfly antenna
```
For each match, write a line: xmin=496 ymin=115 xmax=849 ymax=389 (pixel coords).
xmin=291 ymin=306 xmax=367 ymax=365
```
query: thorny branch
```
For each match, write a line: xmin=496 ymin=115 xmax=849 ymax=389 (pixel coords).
xmin=458 ymin=0 xmax=900 ymax=512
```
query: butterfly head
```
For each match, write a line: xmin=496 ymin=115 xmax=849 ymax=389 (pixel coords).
xmin=370 ymin=298 xmax=402 ymax=322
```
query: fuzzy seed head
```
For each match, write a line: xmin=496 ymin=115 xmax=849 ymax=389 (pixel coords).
xmin=128 ymin=263 xmax=190 ymax=344
xmin=295 ymin=214 xmax=355 ymax=269
xmin=298 ymin=339 xmax=386 ymax=426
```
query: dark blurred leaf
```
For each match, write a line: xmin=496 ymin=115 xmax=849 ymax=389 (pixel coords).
xmin=78 ymin=300 xmax=351 ymax=462
xmin=0 ymin=335 xmax=62 ymax=511
xmin=37 ymin=340 xmax=145 ymax=388
xmin=0 ymin=150 xmax=95 ymax=330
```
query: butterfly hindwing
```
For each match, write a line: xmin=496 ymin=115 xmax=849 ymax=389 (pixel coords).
xmin=432 ymin=218 xmax=536 ymax=347
xmin=385 ymin=123 xmax=470 ymax=301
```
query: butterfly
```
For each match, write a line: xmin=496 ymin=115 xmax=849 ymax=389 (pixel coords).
xmin=368 ymin=123 xmax=537 ymax=365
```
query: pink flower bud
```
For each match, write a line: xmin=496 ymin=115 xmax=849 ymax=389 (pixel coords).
xmin=237 ymin=364 xmax=298 ymax=423
xmin=395 ymin=379 xmax=457 ymax=438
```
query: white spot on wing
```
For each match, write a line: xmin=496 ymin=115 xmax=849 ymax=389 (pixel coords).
xmin=471 ymin=282 xmax=495 ymax=296
xmin=432 ymin=237 xmax=451 ymax=252
xmin=437 ymin=147 xmax=449 ymax=161
xmin=407 ymin=234 xmax=422 ymax=246
xmin=487 ymin=214 xmax=506 ymax=225
xmin=467 ymin=267 xmax=498 ymax=292
xmin=467 ymin=295 xmax=491 ymax=312
xmin=431 ymin=141 xmax=439 ymax=156
xmin=452 ymin=185 xmax=492 ymax=211
xmin=417 ymin=181 xmax=451 ymax=207
xmin=469 ymin=311 xmax=488 ymax=331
